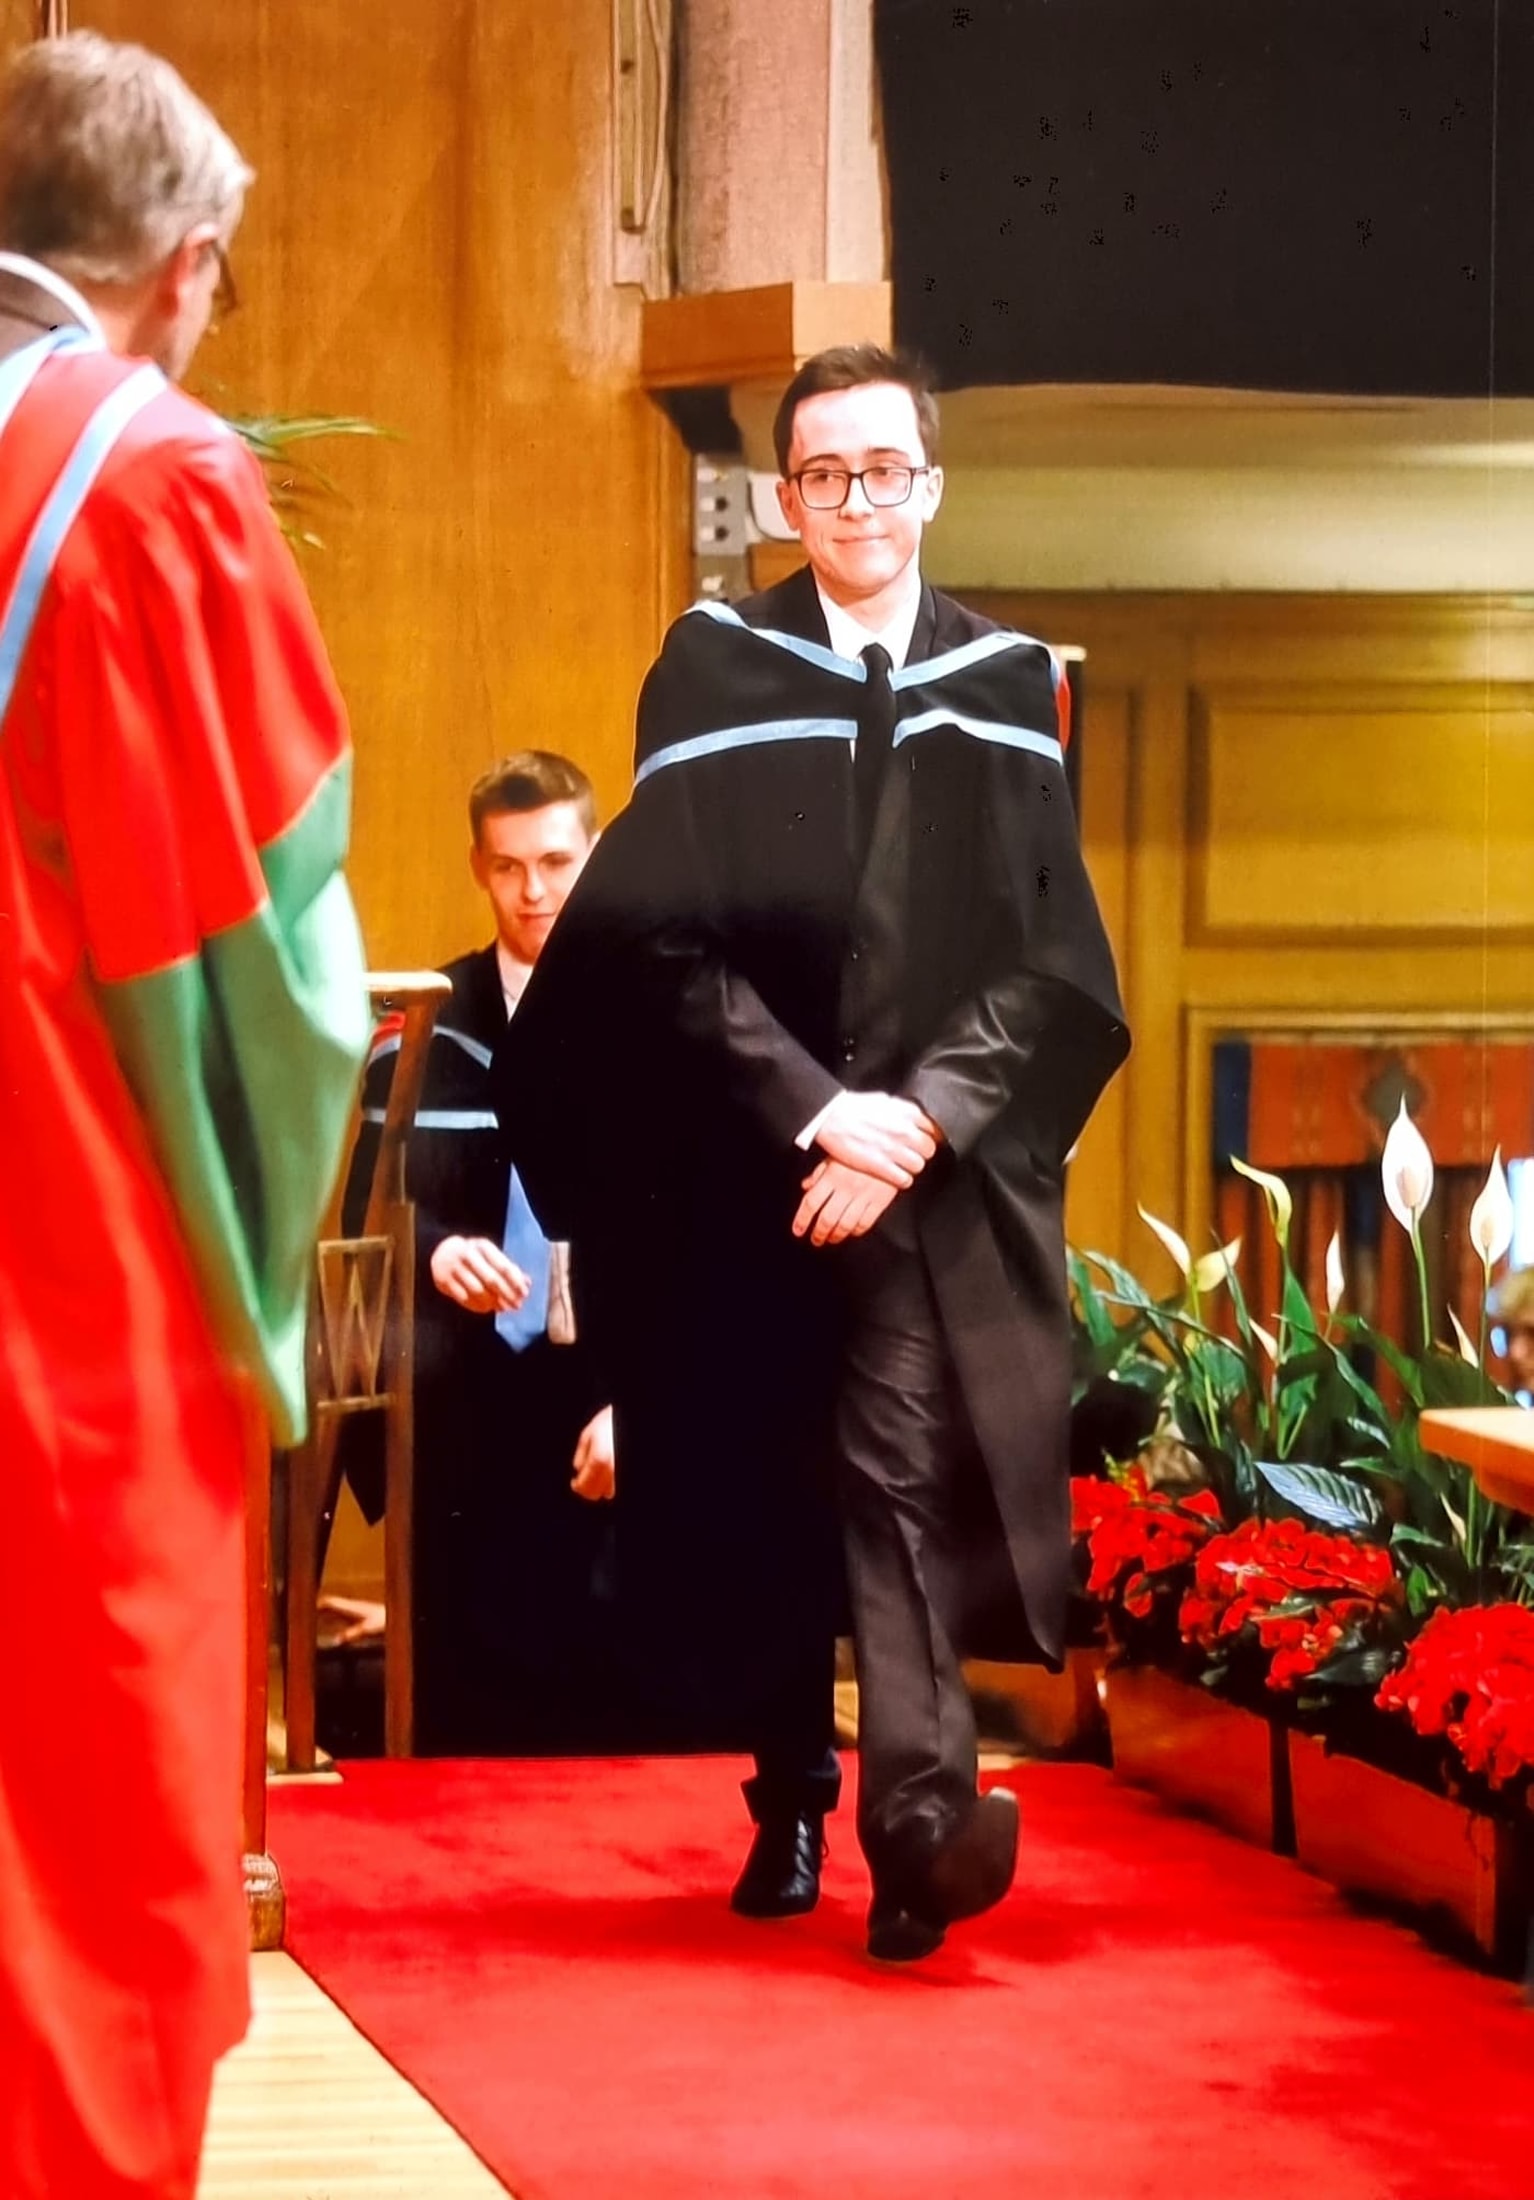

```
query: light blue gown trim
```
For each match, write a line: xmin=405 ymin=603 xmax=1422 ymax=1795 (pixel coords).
xmin=636 ymin=716 xmax=859 ymax=785
xmin=891 ymin=629 xmax=1032 ymax=690
xmin=689 ymin=600 xmax=868 ymax=682
xmin=0 ymin=357 xmax=164 ymax=728
xmin=892 ymin=707 xmax=1063 ymax=765
xmin=361 ymin=1105 xmax=498 ymax=1130
xmin=367 ymin=1023 xmax=495 ymax=1071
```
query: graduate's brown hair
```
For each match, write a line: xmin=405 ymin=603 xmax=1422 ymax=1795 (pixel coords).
xmin=771 ymin=345 xmax=941 ymax=476
xmin=469 ymin=752 xmax=596 ymax=844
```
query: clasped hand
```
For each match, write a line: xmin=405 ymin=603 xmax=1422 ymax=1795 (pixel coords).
xmin=793 ymin=1091 xmax=942 ymax=1246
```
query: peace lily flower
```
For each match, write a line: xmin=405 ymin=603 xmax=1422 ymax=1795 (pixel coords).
xmin=1230 ymin=1156 xmax=1293 ymax=1252
xmin=1191 ymin=1237 xmax=1243 ymax=1296
xmin=1138 ymin=1207 xmax=1240 ymax=1301
xmin=1448 ymin=1306 xmax=1481 ymax=1367
xmin=1469 ymin=1147 xmax=1514 ymax=1271
xmin=1250 ymin=1319 xmax=1279 ymax=1363
xmin=1380 ymin=1101 xmax=1435 ymax=1345
xmin=1381 ymin=1100 xmax=1434 ymax=1233
xmin=1138 ymin=1205 xmax=1191 ymax=1278
xmin=1324 ymin=1230 xmax=1345 ymax=1315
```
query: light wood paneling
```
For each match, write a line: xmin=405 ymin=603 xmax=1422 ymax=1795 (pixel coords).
xmin=76 ymin=0 xmax=689 ymax=970
xmin=972 ymin=592 xmax=1534 ymax=1281
xmin=1190 ymin=685 xmax=1534 ymax=943
xmin=199 ymin=1954 xmax=510 ymax=2198
xmin=641 ymin=280 xmax=891 ymax=386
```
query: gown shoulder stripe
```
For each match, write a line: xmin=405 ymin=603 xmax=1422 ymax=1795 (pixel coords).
xmin=636 ymin=716 xmax=858 ymax=785
xmin=892 ymin=706 xmax=1063 ymax=765
xmin=685 ymin=600 xmax=867 ymax=683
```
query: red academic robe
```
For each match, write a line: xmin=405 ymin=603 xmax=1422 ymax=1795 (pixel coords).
xmin=0 ymin=328 xmax=367 ymax=2197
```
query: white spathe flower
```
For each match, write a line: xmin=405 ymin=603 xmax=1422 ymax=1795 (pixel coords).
xmin=1469 ymin=1147 xmax=1514 ymax=1270
xmin=1324 ymin=1230 xmax=1345 ymax=1314
xmin=1381 ymin=1100 xmax=1434 ymax=1233
xmin=1138 ymin=1204 xmax=1191 ymax=1278
xmin=1250 ymin=1319 xmax=1279 ymax=1362
xmin=1447 ymin=1306 xmax=1481 ymax=1367
xmin=1230 ymin=1156 xmax=1294 ymax=1250
xmin=1191 ymin=1237 xmax=1243 ymax=1295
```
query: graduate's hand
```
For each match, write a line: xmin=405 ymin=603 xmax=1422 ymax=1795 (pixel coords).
xmin=812 ymin=1090 xmax=939 ymax=1189
xmin=430 ymin=1234 xmax=530 ymax=1314
xmin=571 ymin=1406 xmax=616 ymax=1501
xmin=793 ymin=1159 xmax=898 ymax=1246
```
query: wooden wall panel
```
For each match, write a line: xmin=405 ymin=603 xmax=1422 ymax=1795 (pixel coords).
xmin=971 ymin=593 xmax=1534 ymax=1285
xmin=1190 ymin=686 xmax=1534 ymax=943
xmin=73 ymin=0 xmax=689 ymax=967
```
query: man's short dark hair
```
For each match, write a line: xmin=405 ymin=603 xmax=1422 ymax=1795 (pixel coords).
xmin=469 ymin=751 xmax=596 ymax=843
xmin=772 ymin=344 xmax=941 ymax=477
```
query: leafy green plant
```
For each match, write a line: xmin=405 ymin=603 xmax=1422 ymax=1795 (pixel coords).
xmin=1068 ymin=1118 xmax=1534 ymax=1715
xmin=227 ymin=412 xmax=385 ymax=549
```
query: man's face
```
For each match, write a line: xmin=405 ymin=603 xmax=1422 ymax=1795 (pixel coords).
xmin=470 ymin=801 xmax=594 ymax=965
xmin=775 ymin=381 xmax=944 ymax=608
xmin=1504 ymin=1319 xmax=1534 ymax=1395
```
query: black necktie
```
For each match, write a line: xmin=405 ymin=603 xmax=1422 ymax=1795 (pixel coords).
xmin=855 ymin=642 xmax=897 ymax=854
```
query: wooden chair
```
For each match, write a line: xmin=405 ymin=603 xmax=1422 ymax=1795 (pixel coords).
xmin=278 ymin=970 xmax=452 ymax=1772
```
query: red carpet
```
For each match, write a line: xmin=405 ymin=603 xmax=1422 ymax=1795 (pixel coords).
xmin=270 ymin=1757 xmax=1534 ymax=2200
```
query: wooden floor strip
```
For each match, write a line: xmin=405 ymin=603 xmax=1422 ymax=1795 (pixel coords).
xmin=198 ymin=1953 xmax=513 ymax=2198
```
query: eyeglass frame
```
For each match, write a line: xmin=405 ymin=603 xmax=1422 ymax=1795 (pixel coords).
xmin=208 ymin=240 xmax=239 ymax=329
xmin=788 ymin=463 xmax=932 ymax=511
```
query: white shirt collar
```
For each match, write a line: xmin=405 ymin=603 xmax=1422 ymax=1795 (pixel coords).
xmin=0 ymin=252 xmax=106 ymax=343
xmin=496 ymin=941 xmax=536 ymax=1016
xmin=814 ymin=565 xmax=924 ymax=671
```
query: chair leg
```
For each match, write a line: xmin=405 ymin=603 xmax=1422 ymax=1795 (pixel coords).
xmin=283 ymin=1429 xmax=322 ymax=1772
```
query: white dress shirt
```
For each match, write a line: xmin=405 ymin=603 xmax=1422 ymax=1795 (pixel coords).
xmin=814 ymin=563 xmax=924 ymax=672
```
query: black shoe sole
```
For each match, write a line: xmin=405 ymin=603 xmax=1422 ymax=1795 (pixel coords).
xmin=729 ymin=1886 xmax=821 ymax=1919
xmin=867 ymin=1908 xmax=947 ymax=1963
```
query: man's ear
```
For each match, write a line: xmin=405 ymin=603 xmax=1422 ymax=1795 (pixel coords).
xmin=921 ymin=465 xmax=945 ymax=521
xmin=163 ymin=221 xmax=217 ymax=316
xmin=775 ymin=475 xmax=801 ymax=537
xmin=468 ymin=837 xmax=487 ymax=889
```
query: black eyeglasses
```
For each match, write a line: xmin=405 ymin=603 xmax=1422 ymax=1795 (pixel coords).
xmin=790 ymin=464 xmax=930 ymax=511
xmin=209 ymin=241 xmax=239 ymax=329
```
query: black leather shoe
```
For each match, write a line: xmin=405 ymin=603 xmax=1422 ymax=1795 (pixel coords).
xmin=921 ymin=1787 xmax=1019 ymax=1926
xmin=730 ymin=1813 xmax=825 ymax=1918
xmin=866 ymin=1898 xmax=946 ymax=1963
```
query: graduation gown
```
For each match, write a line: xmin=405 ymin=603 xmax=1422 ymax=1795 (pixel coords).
xmin=343 ymin=946 xmax=616 ymax=1752
xmin=0 ymin=317 xmax=367 ymax=2198
xmin=496 ymin=567 xmax=1127 ymax=1727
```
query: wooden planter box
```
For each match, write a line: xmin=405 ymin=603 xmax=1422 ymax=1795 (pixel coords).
xmin=1288 ymin=1733 xmax=1531 ymax=1971
xmin=1104 ymin=1663 xmax=1287 ymax=1851
xmin=964 ymin=1650 xmax=1107 ymax=1758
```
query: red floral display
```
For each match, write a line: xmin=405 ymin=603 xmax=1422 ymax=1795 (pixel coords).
xmin=1178 ymin=1517 xmax=1398 ymax=1689
xmin=1375 ymin=1602 xmax=1534 ymax=1788
xmin=1070 ymin=1468 xmax=1222 ymax=1620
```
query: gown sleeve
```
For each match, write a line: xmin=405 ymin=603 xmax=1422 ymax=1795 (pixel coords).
xmin=49 ymin=423 xmax=370 ymax=1445
xmin=903 ymin=692 xmax=1129 ymax=1170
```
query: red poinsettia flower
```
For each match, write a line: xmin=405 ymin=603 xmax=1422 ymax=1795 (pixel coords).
xmin=1376 ymin=1603 xmax=1534 ymax=1787
xmin=1071 ymin=1467 xmax=1223 ymax=1617
xmin=1178 ymin=1517 xmax=1399 ymax=1689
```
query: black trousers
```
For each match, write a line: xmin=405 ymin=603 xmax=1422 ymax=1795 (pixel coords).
xmin=833 ymin=1233 xmax=980 ymax=1892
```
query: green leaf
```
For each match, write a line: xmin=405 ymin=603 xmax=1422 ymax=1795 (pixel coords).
xmin=1405 ymin=1564 xmax=1439 ymax=1616
xmin=1254 ymin=1460 xmax=1383 ymax=1531
xmin=1309 ymin=1645 xmax=1396 ymax=1689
